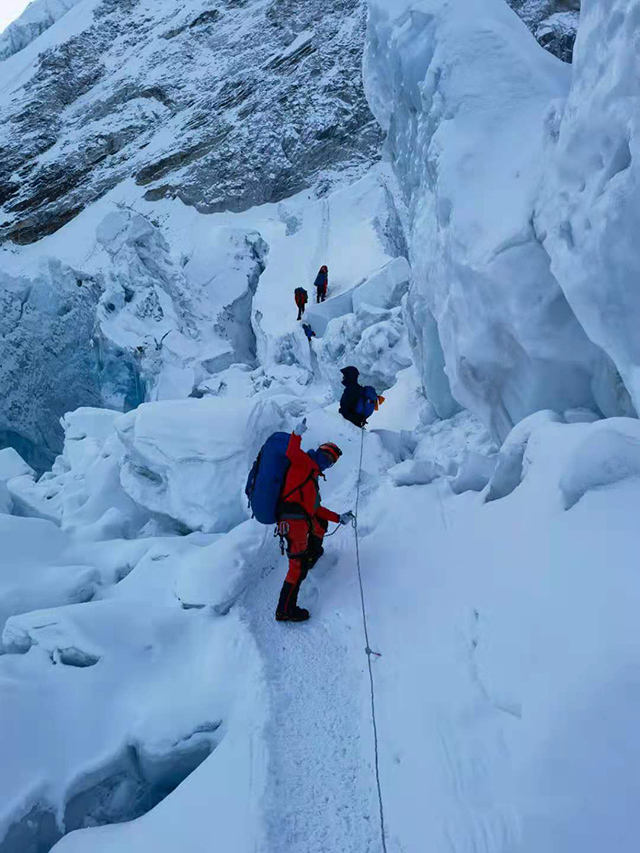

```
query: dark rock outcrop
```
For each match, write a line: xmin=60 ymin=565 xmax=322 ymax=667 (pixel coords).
xmin=507 ymin=0 xmax=580 ymax=62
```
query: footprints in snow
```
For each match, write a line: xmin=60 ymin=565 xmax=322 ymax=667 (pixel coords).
xmin=468 ymin=608 xmax=522 ymax=720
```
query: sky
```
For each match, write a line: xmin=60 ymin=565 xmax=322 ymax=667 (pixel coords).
xmin=0 ymin=0 xmax=32 ymax=34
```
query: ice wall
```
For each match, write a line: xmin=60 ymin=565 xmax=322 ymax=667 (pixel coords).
xmin=0 ymin=260 xmax=102 ymax=471
xmin=365 ymin=0 xmax=627 ymax=441
xmin=536 ymin=0 xmax=640 ymax=417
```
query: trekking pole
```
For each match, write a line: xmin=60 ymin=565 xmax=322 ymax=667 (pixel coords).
xmin=352 ymin=426 xmax=388 ymax=853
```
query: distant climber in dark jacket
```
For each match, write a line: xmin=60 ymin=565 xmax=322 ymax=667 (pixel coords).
xmin=314 ymin=265 xmax=328 ymax=303
xmin=294 ymin=287 xmax=308 ymax=321
xmin=339 ymin=366 xmax=367 ymax=428
xmin=339 ymin=366 xmax=385 ymax=429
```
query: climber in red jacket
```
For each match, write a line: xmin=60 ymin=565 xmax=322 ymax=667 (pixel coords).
xmin=275 ymin=421 xmax=353 ymax=622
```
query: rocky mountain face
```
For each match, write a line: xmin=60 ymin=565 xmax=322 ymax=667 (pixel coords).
xmin=507 ymin=0 xmax=580 ymax=61
xmin=0 ymin=0 xmax=382 ymax=246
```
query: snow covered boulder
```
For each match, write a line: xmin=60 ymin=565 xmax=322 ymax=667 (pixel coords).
xmin=352 ymin=257 xmax=410 ymax=313
xmin=0 ymin=482 xmax=12 ymax=515
xmin=0 ymin=515 xmax=99 ymax=639
xmin=389 ymin=458 xmax=444 ymax=487
xmin=0 ymin=448 xmax=34 ymax=482
xmin=0 ymin=448 xmax=33 ymax=515
xmin=404 ymin=410 xmax=496 ymax=486
xmin=319 ymin=305 xmax=412 ymax=393
xmin=20 ymin=408 xmax=150 ymax=539
xmin=0 ymin=598 xmax=265 ymax=853
xmin=6 ymin=471 xmax=59 ymax=523
xmin=118 ymin=397 xmax=285 ymax=534
xmin=486 ymin=410 xmax=564 ymax=502
xmin=559 ymin=419 xmax=640 ymax=510
xmin=176 ymin=521 xmax=266 ymax=614
xmin=449 ymin=451 xmax=498 ymax=495
xmin=387 ymin=410 xmax=497 ymax=491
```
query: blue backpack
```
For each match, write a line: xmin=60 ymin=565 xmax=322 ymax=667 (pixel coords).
xmin=245 ymin=432 xmax=291 ymax=524
xmin=355 ymin=386 xmax=378 ymax=420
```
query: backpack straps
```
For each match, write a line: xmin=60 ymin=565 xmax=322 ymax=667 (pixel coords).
xmin=280 ymin=471 xmax=315 ymax=504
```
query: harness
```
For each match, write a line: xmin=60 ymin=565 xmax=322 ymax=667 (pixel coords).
xmin=275 ymin=468 xmax=323 ymax=554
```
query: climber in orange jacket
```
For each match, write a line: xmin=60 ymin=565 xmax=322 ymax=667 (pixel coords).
xmin=275 ymin=421 xmax=353 ymax=622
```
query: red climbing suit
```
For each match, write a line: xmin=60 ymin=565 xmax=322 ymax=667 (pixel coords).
xmin=278 ymin=433 xmax=340 ymax=588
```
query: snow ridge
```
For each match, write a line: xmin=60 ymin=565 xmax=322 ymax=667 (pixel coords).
xmin=0 ymin=0 xmax=82 ymax=61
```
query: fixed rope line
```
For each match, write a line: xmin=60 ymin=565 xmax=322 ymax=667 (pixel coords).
xmin=353 ymin=426 xmax=388 ymax=853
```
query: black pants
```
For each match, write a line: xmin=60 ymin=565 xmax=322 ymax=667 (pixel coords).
xmin=297 ymin=304 xmax=305 ymax=320
xmin=339 ymin=408 xmax=365 ymax=429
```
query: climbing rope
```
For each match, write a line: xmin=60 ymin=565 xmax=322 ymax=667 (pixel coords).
xmin=353 ymin=427 xmax=388 ymax=853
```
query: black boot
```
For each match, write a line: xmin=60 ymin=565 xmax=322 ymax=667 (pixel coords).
xmin=275 ymin=581 xmax=310 ymax=622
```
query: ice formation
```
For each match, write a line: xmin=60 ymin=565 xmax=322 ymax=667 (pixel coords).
xmin=365 ymin=0 xmax=633 ymax=440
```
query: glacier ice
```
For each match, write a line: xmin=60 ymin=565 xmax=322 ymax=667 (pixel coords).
xmin=536 ymin=0 xmax=640 ymax=417
xmin=117 ymin=397 xmax=285 ymax=534
xmin=0 ymin=260 xmax=102 ymax=471
xmin=559 ymin=418 xmax=640 ymax=510
xmin=365 ymin=0 xmax=627 ymax=441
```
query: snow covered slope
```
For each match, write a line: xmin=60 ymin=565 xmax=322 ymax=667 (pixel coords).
xmin=0 ymin=0 xmax=82 ymax=61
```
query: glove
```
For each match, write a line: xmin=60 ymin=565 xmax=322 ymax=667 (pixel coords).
xmin=293 ymin=418 xmax=308 ymax=436
xmin=340 ymin=511 xmax=355 ymax=526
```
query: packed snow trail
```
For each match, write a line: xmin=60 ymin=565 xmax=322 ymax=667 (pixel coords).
xmin=239 ymin=417 xmax=393 ymax=852
xmin=244 ymin=423 xmax=516 ymax=853
xmin=245 ymin=525 xmax=381 ymax=853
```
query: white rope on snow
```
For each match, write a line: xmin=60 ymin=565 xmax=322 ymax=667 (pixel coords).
xmin=352 ymin=426 xmax=389 ymax=853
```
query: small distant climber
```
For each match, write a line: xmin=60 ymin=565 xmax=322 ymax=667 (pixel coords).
xmin=245 ymin=421 xmax=354 ymax=622
xmin=314 ymin=265 xmax=328 ymax=303
xmin=302 ymin=323 xmax=316 ymax=341
xmin=294 ymin=287 xmax=308 ymax=321
xmin=339 ymin=365 xmax=385 ymax=429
